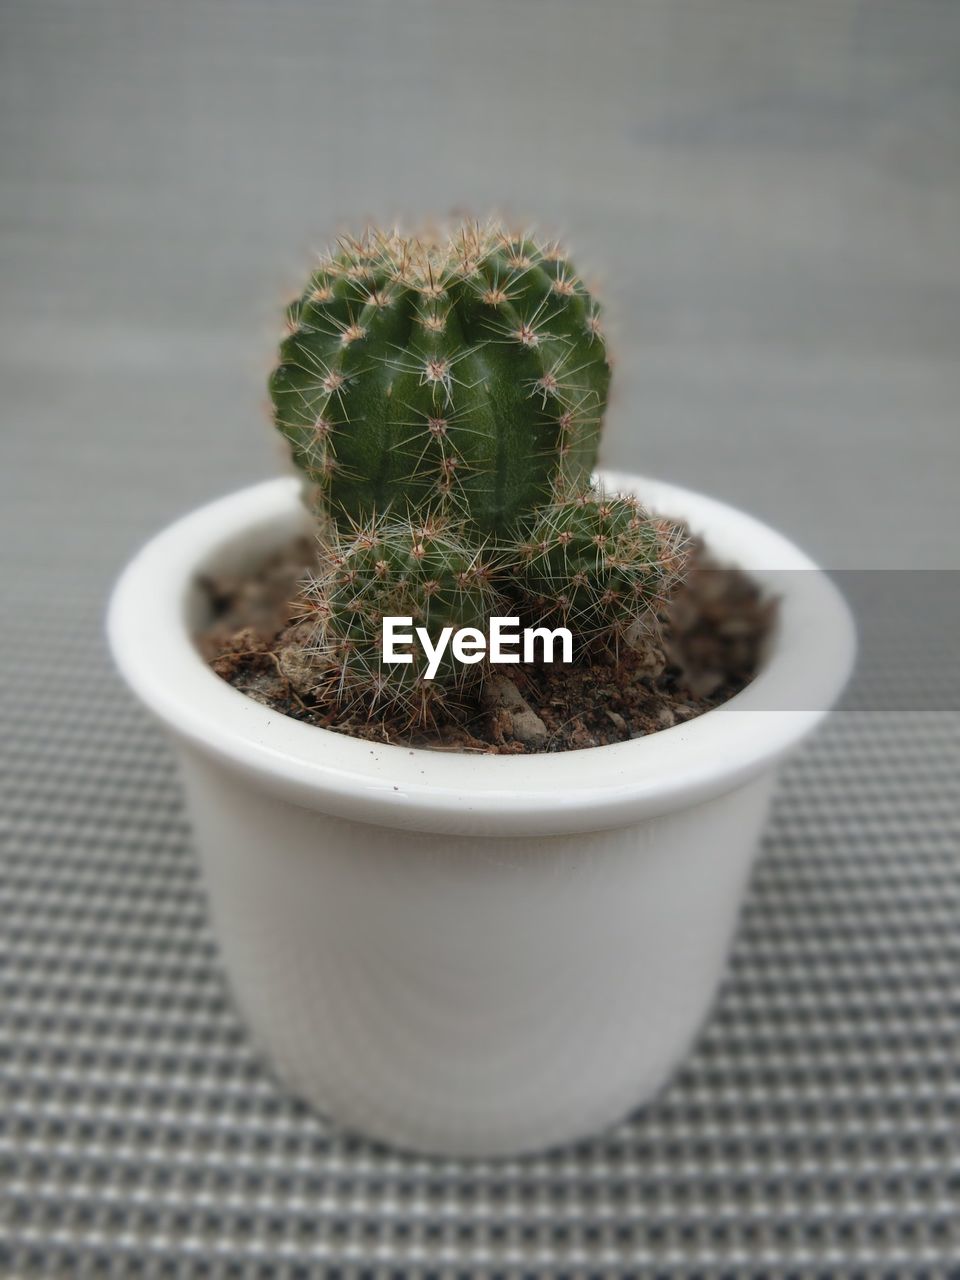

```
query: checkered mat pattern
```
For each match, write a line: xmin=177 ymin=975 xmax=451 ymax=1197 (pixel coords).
xmin=2 ymin=588 xmax=959 ymax=1277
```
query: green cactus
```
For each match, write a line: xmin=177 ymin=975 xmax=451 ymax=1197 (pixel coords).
xmin=514 ymin=489 xmax=688 ymax=648
xmin=269 ymin=221 xmax=689 ymax=724
xmin=269 ymin=223 xmax=611 ymax=538
xmin=302 ymin=514 xmax=506 ymax=722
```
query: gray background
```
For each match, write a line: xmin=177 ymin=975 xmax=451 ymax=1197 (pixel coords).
xmin=2 ymin=2 xmax=958 ymax=1276
xmin=3 ymin=0 xmax=959 ymax=571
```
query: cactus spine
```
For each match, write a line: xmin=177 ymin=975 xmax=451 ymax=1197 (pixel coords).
xmin=270 ymin=222 xmax=688 ymax=722
xmin=514 ymin=490 xmax=687 ymax=648
xmin=270 ymin=224 xmax=610 ymax=538
xmin=303 ymin=515 xmax=505 ymax=723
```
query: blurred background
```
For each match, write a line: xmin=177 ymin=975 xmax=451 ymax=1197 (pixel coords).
xmin=2 ymin=3 xmax=958 ymax=1276
xmin=3 ymin=0 xmax=958 ymax=578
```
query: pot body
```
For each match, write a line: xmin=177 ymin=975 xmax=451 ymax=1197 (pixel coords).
xmin=179 ymin=743 xmax=774 ymax=1157
xmin=109 ymin=473 xmax=855 ymax=1157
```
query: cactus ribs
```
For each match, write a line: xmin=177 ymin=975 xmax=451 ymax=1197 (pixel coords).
xmin=267 ymin=221 xmax=695 ymax=725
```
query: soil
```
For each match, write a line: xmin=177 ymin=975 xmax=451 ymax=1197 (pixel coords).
xmin=196 ymin=534 xmax=775 ymax=754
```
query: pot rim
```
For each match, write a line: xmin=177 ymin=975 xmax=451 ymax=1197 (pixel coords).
xmin=107 ymin=471 xmax=855 ymax=837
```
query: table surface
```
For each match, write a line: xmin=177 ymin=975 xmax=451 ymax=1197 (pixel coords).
xmin=2 ymin=2 xmax=958 ymax=1276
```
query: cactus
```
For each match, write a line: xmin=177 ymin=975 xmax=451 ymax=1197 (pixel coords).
xmin=513 ymin=489 xmax=689 ymax=649
xmin=269 ymin=221 xmax=689 ymax=724
xmin=301 ymin=514 xmax=506 ymax=723
xmin=269 ymin=223 xmax=611 ymax=538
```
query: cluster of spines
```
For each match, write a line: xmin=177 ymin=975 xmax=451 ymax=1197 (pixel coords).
xmin=300 ymin=513 xmax=505 ymax=725
xmin=269 ymin=222 xmax=611 ymax=538
xmin=514 ymin=490 xmax=689 ymax=650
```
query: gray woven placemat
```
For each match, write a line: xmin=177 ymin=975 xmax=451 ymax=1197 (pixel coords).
xmin=3 ymin=582 xmax=958 ymax=1275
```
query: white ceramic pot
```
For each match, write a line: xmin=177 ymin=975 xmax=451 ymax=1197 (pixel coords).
xmin=108 ymin=471 xmax=854 ymax=1158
